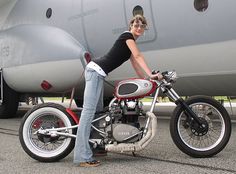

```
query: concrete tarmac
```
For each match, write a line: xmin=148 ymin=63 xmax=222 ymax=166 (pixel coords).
xmin=0 ymin=106 xmax=236 ymax=174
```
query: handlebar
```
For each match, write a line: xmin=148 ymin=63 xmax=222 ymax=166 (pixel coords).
xmin=151 ymin=70 xmax=177 ymax=83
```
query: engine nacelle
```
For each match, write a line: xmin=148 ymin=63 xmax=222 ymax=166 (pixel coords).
xmin=1 ymin=24 xmax=87 ymax=93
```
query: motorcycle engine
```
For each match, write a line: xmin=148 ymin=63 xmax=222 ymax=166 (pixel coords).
xmin=112 ymin=124 xmax=141 ymax=142
xmin=120 ymin=99 xmax=143 ymax=127
xmin=106 ymin=99 xmax=143 ymax=143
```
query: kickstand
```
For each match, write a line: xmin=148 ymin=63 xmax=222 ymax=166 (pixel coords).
xmin=132 ymin=152 xmax=137 ymax=157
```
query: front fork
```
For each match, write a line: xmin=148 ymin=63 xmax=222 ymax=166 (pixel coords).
xmin=164 ymin=87 xmax=207 ymax=129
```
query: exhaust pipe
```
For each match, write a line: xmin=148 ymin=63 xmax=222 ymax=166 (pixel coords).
xmin=105 ymin=112 xmax=157 ymax=152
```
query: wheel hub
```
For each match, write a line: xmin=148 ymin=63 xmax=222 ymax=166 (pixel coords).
xmin=36 ymin=122 xmax=60 ymax=143
xmin=190 ymin=118 xmax=209 ymax=136
xmin=37 ymin=133 xmax=59 ymax=143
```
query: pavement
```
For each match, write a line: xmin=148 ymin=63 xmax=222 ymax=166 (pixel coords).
xmin=0 ymin=104 xmax=236 ymax=174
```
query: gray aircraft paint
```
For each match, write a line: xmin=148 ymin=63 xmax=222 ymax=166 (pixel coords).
xmin=0 ymin=0 xmax=236 ymax=97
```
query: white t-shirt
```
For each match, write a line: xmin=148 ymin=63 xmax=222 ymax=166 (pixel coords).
xmin=86 ymin=61 xmax=107 ymax=77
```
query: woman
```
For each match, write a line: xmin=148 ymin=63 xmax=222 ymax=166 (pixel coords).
xmin=74 ymin=14 xmax=162 ymax=167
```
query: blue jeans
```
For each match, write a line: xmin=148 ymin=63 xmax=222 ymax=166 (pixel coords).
xmin=74 ymin=67 xmax=104 ymax=163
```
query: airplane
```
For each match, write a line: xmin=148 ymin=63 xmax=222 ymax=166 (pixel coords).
xmin=0 ymin=0 xmax=236 ymax=119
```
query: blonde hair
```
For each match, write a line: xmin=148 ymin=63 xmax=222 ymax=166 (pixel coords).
xmin=129 ymin=15 xmax=147 ymax=30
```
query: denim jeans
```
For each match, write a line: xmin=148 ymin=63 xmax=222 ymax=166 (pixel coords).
xmin=74 ymin=67 xmax=104 ymax=163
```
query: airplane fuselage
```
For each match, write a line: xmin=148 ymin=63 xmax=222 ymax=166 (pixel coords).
xmin=1 ymin=0 xmax=236 ymax=99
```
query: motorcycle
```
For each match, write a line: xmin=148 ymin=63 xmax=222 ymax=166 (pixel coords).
xmin=19 ymin=71 xmax=231 ymax=162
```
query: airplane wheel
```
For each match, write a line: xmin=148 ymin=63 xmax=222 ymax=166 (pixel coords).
xmin=0 ymin=80 xmax=19 ymax=119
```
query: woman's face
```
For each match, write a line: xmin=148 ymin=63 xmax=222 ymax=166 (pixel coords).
xmin=130 ymin=20 xmax=146 ymax=38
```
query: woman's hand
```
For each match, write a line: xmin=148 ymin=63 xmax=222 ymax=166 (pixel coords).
xmin=150 ymin=73 xmax=163 ymax=81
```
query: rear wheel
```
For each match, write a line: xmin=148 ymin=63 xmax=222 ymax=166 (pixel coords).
xmin=170 ymin=95 xmax=231 ymax=157
xmin=19 ymin=103 xmax=77 ymax=162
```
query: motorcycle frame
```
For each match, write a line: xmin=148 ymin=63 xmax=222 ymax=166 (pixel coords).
xmin=36 ymin=78 xmax=204 ymax=143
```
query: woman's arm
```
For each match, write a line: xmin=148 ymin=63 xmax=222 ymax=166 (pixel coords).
xmin=126 ymin=39 xmax=152 ymax=76
xmin=126 ymin=39 xmax=162 ymax=80
xmin=130 ymin=55 xmax=145 ymax=78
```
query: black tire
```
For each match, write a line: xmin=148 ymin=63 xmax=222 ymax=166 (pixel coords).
xmin=19 ymin=103 xmax=77 ymax=162
xmin=74 ymin=98 xmax=83 ymax=107
xmin=170 ymin=95 xmax=231 ymax=158
xmin=0 ymin=80 xmax=19 ymax=119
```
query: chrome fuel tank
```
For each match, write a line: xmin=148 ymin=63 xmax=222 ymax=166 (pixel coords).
xmin=115 ymin=79 xmax=156 ymax=99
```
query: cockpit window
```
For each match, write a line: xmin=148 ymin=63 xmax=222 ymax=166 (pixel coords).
xmin=133 ymin=5 xmax=144 ymax=16
xmin=194 ymin=0 xmax=208 ymax=12
xmin=46 ymin=8 xmax=52 ymax=18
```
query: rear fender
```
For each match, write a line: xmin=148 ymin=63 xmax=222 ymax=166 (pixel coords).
xmin=66 ymin=108 xmax=80 ymax=124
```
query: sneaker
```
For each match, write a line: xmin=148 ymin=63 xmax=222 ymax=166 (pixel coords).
xmin=79 ymin=160 xmax=101 ymax=167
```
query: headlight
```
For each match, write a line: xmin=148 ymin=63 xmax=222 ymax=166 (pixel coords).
xmin=164 ymin=71 xmax=178 ymax=83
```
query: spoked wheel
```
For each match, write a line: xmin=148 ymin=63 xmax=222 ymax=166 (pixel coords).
xmin=19 ymin=103 xmax=77 ymax=162
xmin=170 ymin=95 xmax=231 ymax=158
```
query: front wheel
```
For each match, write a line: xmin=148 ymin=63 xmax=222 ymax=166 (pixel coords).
xmin=170 ymin=95 xmax=231 ymax=158
xmin=19 ymin=103 xmax=77 ymax=162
